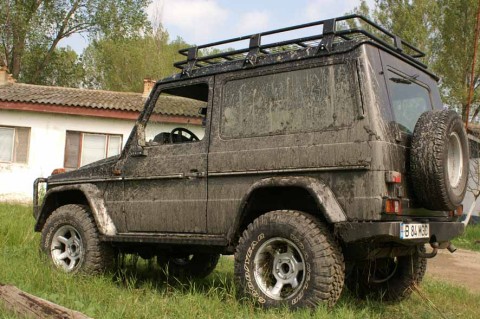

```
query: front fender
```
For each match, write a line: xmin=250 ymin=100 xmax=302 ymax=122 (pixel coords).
xmin=35 ymin=183 xmax=117 ymax=236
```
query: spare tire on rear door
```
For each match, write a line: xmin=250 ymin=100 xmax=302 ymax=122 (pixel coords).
xmin=410 ymin=110 xmax=469 ymax=211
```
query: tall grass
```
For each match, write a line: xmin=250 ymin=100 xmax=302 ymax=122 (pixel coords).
xmin=0 ymin=203 xmax=479 ymax=318
xmin=453 ymin=224 xmax=480 ymax=251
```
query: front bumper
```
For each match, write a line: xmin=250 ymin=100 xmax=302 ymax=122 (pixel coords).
xmin=335 ymin=221 xmax=465 ymax=243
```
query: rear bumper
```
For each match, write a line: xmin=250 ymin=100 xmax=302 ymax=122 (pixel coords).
xmin=335 ymin=221 xmax=464 ymax=243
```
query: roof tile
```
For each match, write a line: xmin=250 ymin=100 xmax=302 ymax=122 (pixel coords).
xmin=0 ymin=83 xmax=201 ymax=117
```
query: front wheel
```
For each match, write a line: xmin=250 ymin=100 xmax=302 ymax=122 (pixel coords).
xmin=40 ymin=204 xmax=114 ymax=274
xmin=234 ymin=210 xmax=344 ymax=308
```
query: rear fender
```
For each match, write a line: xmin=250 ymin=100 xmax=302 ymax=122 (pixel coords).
xmin=228 ymin=176 xmax=347 ymax=241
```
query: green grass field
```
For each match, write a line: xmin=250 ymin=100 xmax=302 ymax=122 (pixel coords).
xmin=453 ymin=223 xmax=480 ymax=252
xmin=1 ymin=203 xmax=479 ymax=318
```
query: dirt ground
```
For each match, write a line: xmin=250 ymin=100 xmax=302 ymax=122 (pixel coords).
xmin=427 ymin=248 xmax=480 ymax=293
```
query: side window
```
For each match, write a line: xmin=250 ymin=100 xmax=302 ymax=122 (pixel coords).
xmin=0 ymin=125 xmax=30 ymax=164
xmin=221 ymin=64 xmax=358 ymax=139
xmin=388 ymin=70 xmax=432 ymax=133
xmin=146 ymin=83 xmax=208 ymax=145
xmin=64 ymin=131 xmax=122 ymax=168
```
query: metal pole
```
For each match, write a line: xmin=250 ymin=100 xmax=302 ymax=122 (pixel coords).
xmin=465 ymin=0 xmax=480 ymax=129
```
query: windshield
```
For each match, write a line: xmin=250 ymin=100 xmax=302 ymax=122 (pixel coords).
xmin=388 ymin=70 xmax=432 ymax=133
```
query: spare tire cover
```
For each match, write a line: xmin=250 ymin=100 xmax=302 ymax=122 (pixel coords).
xmin=410 ymin=110 xmax=469 ymax=211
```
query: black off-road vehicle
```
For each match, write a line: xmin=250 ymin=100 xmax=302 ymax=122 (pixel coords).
xmin=33 ymin=15 xmax=468 ymax=308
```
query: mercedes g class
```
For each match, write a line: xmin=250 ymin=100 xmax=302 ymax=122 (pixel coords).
xmin=33 ymin=15 xmax=468 ymax=308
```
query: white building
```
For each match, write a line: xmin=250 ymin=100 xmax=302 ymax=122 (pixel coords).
xmin=0 ymin=67 xmax=202 ymax=202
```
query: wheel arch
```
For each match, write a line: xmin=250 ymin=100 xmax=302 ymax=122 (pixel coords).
xmin=228 ymin=176 xmax=346 ymax=244
xmin=34 ymin=183 xmax=117 ymax=236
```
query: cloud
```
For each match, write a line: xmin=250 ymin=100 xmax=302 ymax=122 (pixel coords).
xmin=303 ymin=0 xmax=362 ymax=22
xmin=149 ymin=0 xmax=229 ymax=43
xmin=235 ymin=11 xmax=271 ymax=35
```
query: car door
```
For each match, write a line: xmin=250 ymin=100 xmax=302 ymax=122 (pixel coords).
xmin=121 ymin=77 xmax=212 ymax=233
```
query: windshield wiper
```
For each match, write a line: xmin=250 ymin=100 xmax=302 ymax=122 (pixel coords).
xmin=390 ymin=74 xmax=419 ymax=85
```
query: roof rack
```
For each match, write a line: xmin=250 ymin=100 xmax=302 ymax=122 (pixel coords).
xmin=174 ymin=14 xmax=426 ymax=75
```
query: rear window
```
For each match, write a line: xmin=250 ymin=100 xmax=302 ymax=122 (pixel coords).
xmin=388 ymin=70 xmax=432 ymax=133
xmin=221 ymin=64 xmax=358 ymax=139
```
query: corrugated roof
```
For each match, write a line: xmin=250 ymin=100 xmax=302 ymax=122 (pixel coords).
xmin=0 ymin=83 xmax=202 ymax=117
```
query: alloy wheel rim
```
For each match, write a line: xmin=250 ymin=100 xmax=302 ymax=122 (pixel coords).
xmin=253 ymin=237 xmax=306 ymax=300
xmin=50 ymin=225 xmax=84 ymax=272
xmin=447 ymin=132 xmax=463 ymax=188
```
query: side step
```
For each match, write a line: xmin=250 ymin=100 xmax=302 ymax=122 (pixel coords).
xmin=100 ymin=232 xmax=227 ymax=246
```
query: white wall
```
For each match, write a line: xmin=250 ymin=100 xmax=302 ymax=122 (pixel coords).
xmin=0 ymin=109 xmax=203 ymax=202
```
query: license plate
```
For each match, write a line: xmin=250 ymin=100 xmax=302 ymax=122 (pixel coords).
xmin=400 ymin=223 xmax=429 ymax=239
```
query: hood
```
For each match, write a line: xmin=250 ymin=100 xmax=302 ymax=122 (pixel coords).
xmin=48 ymin=155 xmax=120 ymax=183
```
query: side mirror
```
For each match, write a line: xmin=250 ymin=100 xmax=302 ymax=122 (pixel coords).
xmin=198 ymin=106 xmax=207 ymax=116
xmin=130 ymin=144 xmax=147 ymax=157
xmin=129 ymin=123 xmax=147 ymax=157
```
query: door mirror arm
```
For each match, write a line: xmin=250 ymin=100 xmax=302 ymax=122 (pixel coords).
xmin=112 ymin=123 xmax=147 ymax=176
xmin=131 ymin=123 xmax=148 ymax=157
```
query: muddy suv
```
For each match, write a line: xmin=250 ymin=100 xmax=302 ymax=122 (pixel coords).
xmin=33 ymin=15 xmax=468 ymax=308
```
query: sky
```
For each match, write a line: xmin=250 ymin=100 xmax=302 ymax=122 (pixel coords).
xmin=61 ymin=0 xmax=374 ymax=53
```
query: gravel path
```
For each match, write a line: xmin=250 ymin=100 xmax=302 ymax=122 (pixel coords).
xmin=427 ymin=248 xmax=480 ymax=293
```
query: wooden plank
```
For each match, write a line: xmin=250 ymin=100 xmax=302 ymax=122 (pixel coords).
xmin=0 ymin=284 xmax=92 ymax=319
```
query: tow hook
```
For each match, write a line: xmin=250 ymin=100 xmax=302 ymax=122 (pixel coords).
xmin=447 ymin=242 xmax=457 ymax=253
xmin=417 ymin=242 xmax=438 ymax=258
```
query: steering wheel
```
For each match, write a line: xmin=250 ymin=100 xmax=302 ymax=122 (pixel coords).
xmin=169 ymin=127 xmax=199 ymax=143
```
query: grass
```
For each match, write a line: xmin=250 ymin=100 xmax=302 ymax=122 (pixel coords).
xmin=0 ymin=203 xmax=479 ymax=318
xmin=452 ymin=224 xmax=480 ymax=252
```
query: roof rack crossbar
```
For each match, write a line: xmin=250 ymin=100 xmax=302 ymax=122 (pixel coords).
xmin=174 ymin=14 xmax=426 ymax=71
xmin=245 ymin=34 xmax=261 ymax=65
xmin=181 ymin=47 xmax=199 ymax=76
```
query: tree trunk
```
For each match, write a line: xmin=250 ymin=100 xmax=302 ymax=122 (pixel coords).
xmin=10 ymin=31 xmax=26 ymax=79
xmin=8 ymin=1 xmax=43 ymax=79
xmin=0 ymin=284 xmax=92 ymax=319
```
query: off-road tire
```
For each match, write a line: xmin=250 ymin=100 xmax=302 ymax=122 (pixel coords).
xmin=345 ymin=247 xmax=427 ymax=302
xmin=411 ymin=110 xmax=469 ymax=210
xmin=41 ymin=204 xmax=114 ymax=274
xmin=234 ymin=210 xmax=344 ymax=309
xmin=157 ymin=253 xmax=220 ymax=278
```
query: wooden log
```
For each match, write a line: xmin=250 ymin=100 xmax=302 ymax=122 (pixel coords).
xmin=0 ymin=284 xmax=92 ymax=319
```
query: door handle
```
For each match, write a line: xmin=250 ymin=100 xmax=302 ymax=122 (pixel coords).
xmin=184 ymin=169 xmax=206 ymax=178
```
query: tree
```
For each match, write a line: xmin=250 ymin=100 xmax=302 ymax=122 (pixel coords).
xmin=21 ymin=46 xmax=85 ymax=87
xmin=352 ymin=0 xmax=479 ymax=120
xmin=83 ymin=27 xmax=190 ymax=92
xmin=435 ymin=0 xmax=480 ymax=119
xmin=0 ymin=0 xmax=151 ymax=84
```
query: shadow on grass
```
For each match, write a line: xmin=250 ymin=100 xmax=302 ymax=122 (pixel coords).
xmin=110 ymin=254 xmax=237 ymax=299
xmin=108 ymin=253 xmax=396 ymax=316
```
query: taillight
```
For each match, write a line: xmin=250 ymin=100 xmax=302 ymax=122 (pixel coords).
xmin=385 ymin=171 xmax=402 ymax=183
xmin=449 ymin=205 xmax=463 ymax=217
xmin=384 ymin=199 xmax=402 ymax=214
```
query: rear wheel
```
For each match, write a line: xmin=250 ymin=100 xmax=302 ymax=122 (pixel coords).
xmin=41 ymin=204 xmax=114 ymax=274
xmin=157 ymin=253 xmax=220 ymax=278
xmin=234 ymin=210 xmax=344 ymax=308
xmin=346 ymin=248 xmax=426 ymax=302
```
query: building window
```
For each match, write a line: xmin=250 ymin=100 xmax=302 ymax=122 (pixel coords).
xmin=0 ymin=126 xmax=30 ymax=163
xmin=64 ymin=131 xmax=122 ymax=168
